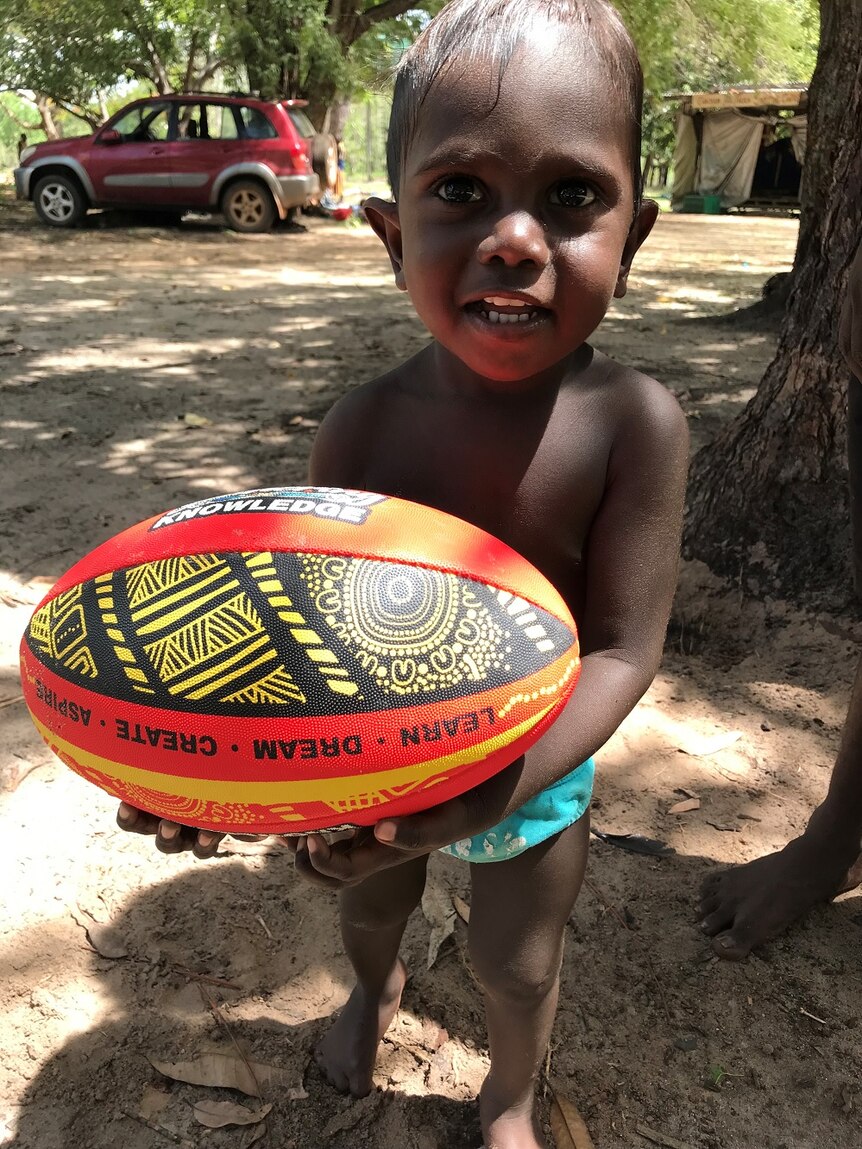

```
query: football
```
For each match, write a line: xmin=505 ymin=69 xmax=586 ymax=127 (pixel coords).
xmin=19 ymin=487 xmax=580 ymax=835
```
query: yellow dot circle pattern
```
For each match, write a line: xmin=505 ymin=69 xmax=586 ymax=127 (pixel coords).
xmin=300 ymin=555 xmax=509 ymax=697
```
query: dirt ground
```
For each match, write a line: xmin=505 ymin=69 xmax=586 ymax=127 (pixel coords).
xmin=1 ymin=193 xmax=860 ymax=1149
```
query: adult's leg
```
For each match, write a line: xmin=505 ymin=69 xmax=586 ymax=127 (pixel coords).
xmin=699 ymin=369 xmax=862 ymax=958
xmin=468 ymin=813 xmax=590 ymax=1149
xmin=316 ymin=853 xmax=430 ymax=1095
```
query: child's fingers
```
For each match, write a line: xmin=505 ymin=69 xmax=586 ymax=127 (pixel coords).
xmin=155 ymin=820 xmax=195 ymax=853
xmin=117 ymin=803 xmax=227 ymax=859
xmin=117 ymin=802 xmax=161 ymax=835
xmin=374 ymin=793 xmax=475 ymax=852
xmin=293 ymin=838 xmax=349 ymax=890
xmin=193 ymin=831 xmax=225 ymax=859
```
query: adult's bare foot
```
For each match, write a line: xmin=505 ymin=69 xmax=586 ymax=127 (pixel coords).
xmin=699 ymin=830 xmax=862 ymax=959
xmin=314 ymin=958 xmax=407 ymax=1096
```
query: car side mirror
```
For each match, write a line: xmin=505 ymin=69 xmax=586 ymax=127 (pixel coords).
xmin=99 ymin=129 xmax=123 ymax=145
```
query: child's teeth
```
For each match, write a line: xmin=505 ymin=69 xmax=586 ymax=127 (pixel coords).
xmin=486 ymin=309 xmax=535 ymax=324
xmin=484 ymin=297 xmax=527 ymax=307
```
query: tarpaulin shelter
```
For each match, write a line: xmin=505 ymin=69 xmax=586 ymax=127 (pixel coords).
xmin=670 ymin=86 xmax=808 ymax=212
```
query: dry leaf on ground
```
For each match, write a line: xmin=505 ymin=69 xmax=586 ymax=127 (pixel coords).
xmin=667 ymin=798 xmax=701 ymax=815
xmin=452 ymin=894 xmax=471 ymax=923
xmin=237 ymin=1125 xmax=268 ymax=1148
xmin=549 ymin=1088 xmax=596 ymax=1149
xmin=591 ymin=828 xmax=675 ymax=857
xmin=148 ymin=1051 xmax=307 ymax=1099
xmin=421 ymin=875 xmax=457 ymax=968
xmin=678 ymin=730 xmax=742 ymax=757
xmin=192 ymin=1099 xmax=272 ymax=1129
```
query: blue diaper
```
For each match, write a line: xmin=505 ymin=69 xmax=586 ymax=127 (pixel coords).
xmin=440 ymin=758 xmax=595 ymax=863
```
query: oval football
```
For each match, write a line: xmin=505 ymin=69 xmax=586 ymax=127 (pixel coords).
xmin=19 ymin=487 xmax=580 ymax=834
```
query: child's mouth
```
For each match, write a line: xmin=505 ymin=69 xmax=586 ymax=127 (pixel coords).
xmin=468 ymin=296 xmax=546 ymax=326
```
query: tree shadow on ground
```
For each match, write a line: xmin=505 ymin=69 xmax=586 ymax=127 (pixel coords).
xmin=3 ymin=834 xmax=860 ymax=1149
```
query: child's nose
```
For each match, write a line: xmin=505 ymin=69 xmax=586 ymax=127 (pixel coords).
xmin=477 ymin=210 xmax=550 ymax=268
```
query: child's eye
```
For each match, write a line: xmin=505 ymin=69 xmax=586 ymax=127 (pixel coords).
xmin=550 ymin=181 xmax=597 ymax=208
xmin=434 ymin=176 xmax=482 ymax=203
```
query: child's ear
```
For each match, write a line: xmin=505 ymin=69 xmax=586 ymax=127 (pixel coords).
xmin=363 ymin=197 xmax=406 ymax=291
xmin=614 ymin=197 xmax=659 ymax=299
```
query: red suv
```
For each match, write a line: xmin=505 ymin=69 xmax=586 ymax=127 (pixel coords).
xmin=14 ymin=93 xmax=337 ymax=233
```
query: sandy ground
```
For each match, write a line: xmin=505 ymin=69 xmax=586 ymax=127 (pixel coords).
xmin=1 ymin=195 xmax=860 ymax=1149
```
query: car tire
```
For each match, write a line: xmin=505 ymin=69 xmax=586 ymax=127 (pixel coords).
xmin=32 ymin=173 xmax=88 ymax=228
xmin=220 ymin=179 xmax=277 ymax=233
xmin=311 ymin=133 xmax=339 ymax=195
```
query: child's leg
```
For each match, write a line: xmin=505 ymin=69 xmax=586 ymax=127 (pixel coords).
xmin=468 ymin=813 xmax=589 ymax=1149
xmin=316 ymin=852 xmax=430 ymax=1096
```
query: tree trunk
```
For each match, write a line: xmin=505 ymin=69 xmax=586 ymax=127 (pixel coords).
xmin=34 ymin=94 xmax=61 ymax=139
xmin=683 ymin=0 xmax=862 ymax=608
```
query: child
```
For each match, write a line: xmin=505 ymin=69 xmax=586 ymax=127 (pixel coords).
xmin=120 ymin=2 xmax=688 ymax=1144
xmin=295 ymin=2 xmax=687 ymax=1145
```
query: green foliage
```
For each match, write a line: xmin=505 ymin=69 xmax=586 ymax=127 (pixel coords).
xmin=615 ymin=0 xmax=818 ymax=95
xmin=341 ymin=89 xmax=392 ymax=185
xmin=0 ymin=0 xmax=820 ymax=153
xmin=223 ymin=0 xmax=339 ymax=100
xmin=0 ymin=0 xmax=231 ymax=118
xmin=612 ymin=0 xmax=820 ymax=168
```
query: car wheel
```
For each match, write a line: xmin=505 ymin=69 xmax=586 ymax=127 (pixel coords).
xmin=33 ymin=173 xmax=88 ymax=228
xmin=311 ymin=133 xmax=339 ymax=195
xmin=220 ymin=179 xmax=277 ymax=233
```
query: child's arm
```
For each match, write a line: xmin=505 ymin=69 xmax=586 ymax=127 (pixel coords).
xmin=297 ymin=383 xmax=689 ymax=886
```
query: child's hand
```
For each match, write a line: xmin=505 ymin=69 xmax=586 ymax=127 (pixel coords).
xmin=290 ymin=786 xmax=496 ymax=889
xmin=290 ymin=825 xmax=426 ymax=889
xmin=116 ymin=802 xmax=265 ymax=859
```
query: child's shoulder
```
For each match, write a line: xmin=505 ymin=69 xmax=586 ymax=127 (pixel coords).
xmin=574 ymin=349 xmax=687 ymax=444
xmin=319 ymin=364 xmax=403 ymax=432
xmin=309 ymin=365 xmax=406 ymax=485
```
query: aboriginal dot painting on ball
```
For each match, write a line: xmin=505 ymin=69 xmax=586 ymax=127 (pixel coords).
xmin=20 ymin=488 xmax=580 ymax=835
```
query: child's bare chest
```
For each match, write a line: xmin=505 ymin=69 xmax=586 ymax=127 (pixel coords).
xmin=357 ymin=389 xmax=609 ymax=604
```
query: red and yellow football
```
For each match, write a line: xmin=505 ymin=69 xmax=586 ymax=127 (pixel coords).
xmin=19 ymin=487 xmax=580 ymax=835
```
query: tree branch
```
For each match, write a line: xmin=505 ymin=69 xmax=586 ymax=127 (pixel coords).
xmin=121 ymin=4 xmax=172 ymax=93
xmin=182 ymin=31 xmax=201 ymax=93
xmin=43 ymin=94 xmax=101 ymax=128
xmin=195 ymin=56 xmax=227 ymax=88
xmin=347 ymin=0 xmax=420 ymax=45
xmin=6 ymin=93 xmax=42 ymax=131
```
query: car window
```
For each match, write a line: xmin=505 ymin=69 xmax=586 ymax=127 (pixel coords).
xmin=111 ymin=103 xmax=171 ymax=143
xmin=203 ymin=104 xmax=240 ymax=141
xmin=175 ymin=103 xmax=204 ymax=141
xmin=287 ymin=108 xmax=316 ymax=139
xmin=238 ymin=106 xmax=277 ymax=140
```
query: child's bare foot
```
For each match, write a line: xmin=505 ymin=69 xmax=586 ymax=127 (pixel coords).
xmin=700 ymin=830 xmax=862 ymax=959
xmin=479 ymin=1083 xmax=547 ymax=1149
xmin=314 ymin=958 xmax=407 ymax=1096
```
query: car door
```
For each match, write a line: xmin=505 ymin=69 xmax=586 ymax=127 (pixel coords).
xmin=170 ymin=102 xmax=245 ymax=207
xmin=89 ymin=102 xmax=175 ymax=205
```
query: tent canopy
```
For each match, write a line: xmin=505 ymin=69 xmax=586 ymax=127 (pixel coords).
xmin=669 ymin=86 xmax=808 ymax=211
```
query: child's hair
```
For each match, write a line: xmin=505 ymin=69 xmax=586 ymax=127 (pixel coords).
xmin=386 ymin=0 xmax=644 ymax=211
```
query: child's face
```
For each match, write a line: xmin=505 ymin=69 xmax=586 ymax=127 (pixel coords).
xmin=368 ymin=31 xmax=657 ymax=385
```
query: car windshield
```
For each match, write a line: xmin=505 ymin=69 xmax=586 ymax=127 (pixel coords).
xmin=287 ymin=108 xmax=316 ymax=139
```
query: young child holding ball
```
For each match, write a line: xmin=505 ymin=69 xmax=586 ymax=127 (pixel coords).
xmin=120 ymin=2 xmax=688 ymax=1145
